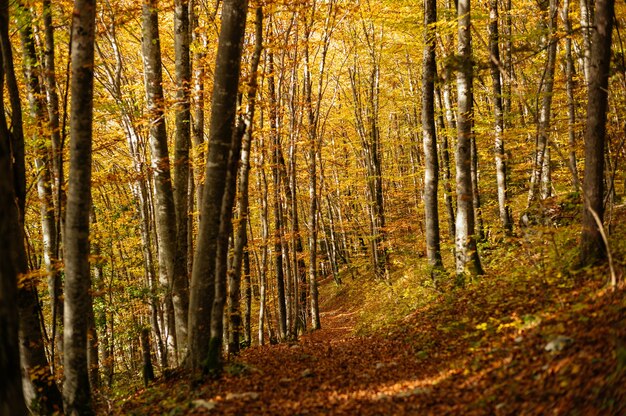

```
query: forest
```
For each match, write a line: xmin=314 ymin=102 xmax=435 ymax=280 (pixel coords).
xmin=0 ymin=0 xmax=625 ymax=414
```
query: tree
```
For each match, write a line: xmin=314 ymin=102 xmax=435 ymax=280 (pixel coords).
xmin=527 ymin=0 xmax=558 ymax=205
xmin=63 ymin=0 xmax=97 ymax=413
xmin=141 ymin=0 xmax=188 ymax=356
xmin=579 ymin=0 xmax=615 ymax=266
xmin=188 ymin=0 xmax=248 ymax=373
xmin=421 ymin=0 xmax=443 ymax=271
xmin=488 ymin=0 xmax=513 ymax=234
xmin=173 ymin=0 xmax=191 ymax=341
xmin=0 ymin=1 xmax=63 ymax=412
xmin=0 ymin=11 xmax=28 ymax=411
xmin=229 ymin=5 xmax=263 ymax=354
xmin=455 ymin=0 xmax=483 ymax=278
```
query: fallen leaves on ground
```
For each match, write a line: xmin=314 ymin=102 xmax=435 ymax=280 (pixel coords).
xmin=109 ymin=267 xmax=626 ymax=415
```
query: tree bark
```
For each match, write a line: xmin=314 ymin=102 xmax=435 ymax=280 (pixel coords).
xmin=0 ymin=13 xmax=28 ymax=412
xmin=561 ymin=0 xmax=580 ymax=190
xmin=579 ymin=0 xmax=614 ymax=266
xmin=489 ymin=0 xmax=513 ymax=234
xmin=173 ymin=0 xmax=191 ymax=346
xmin=63 ymin=0 xmax=97 ymax=413
xmin=528 ymin=0 xmax=557 ymax=205
xmin=141 ymin=0 xmax=188 ymax=356
xmin=188 ymin=0 xmax=248 ymax=373
xmin=455 ymin=0 xmax=483 ymax=279
xmin=422 ymin=0 xmax=444 ymax=271
xmin=229 ymin=6 xmax=263 ymax=354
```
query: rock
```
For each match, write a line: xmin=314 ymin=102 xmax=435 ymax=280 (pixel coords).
xmin=544 ymin=335 xmax=574 ymax=352
xmin=225 ymin=392 xmax=259 ymax=401
xmin=192 ymin=399 xmax=217 ymax=410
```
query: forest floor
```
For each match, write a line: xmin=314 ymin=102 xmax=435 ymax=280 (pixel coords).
xmin=111 ymin=276 xmax=626 ymax=415
xmin=109 ymin=207 xmax=626 ymax=415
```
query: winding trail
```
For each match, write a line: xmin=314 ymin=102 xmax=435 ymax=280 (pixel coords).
xmin=186 ymin=303 xmax=456 ymax=415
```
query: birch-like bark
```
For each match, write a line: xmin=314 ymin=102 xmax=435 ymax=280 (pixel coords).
xmin=422 ymin=0 xmax=443 ymax=270
xmin=528 ymin=0 xmax=557 ymax=205
xmin=488 ymin=0 xmax=513 ymax=234
xmin=455 ymin=0 xmax=483 ymax=278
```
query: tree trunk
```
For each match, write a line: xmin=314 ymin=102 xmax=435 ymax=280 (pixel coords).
xmin=173 ymin=0 xmax=191 ymax=349
xmin=188 ymin=0 xmax=248 ymax=373
xmin=267 ymin=49 xmax=289 ymax=339
xmin=422 ymin=0 xmax=444 ymax=271
xmin=18 ymin=3 xmax=66 ymax=375
xmin=579 ymin=0 xmax=593 ymax=84
xmin=528 ymin=0 xmax=557 ymax=205
xmin=561 ymin=0 xmax=580 ymax=190
xmin=228 ymin=6 xmax=263 ymax=354
xmin=489 ymin=0 xmax=513 ymax=234
xmin=141 ymin=0 xmax=188 ymax=357
xmin=63 ymin=0 xmax=97 ymax=413
xmin=0 ymin=2 xmax=63 ymax=412
xmin=42 ymin=4 xmax=66 ymax=345
xmin=579 ymin=0 xmax=614 ymax=266
xmin=141 ymin=328 xmax=155 ymax=386
xmin=455 ymin=0 xmax=483 ymax=279
xmin=0 ymin=16 xmax=28 ymax=412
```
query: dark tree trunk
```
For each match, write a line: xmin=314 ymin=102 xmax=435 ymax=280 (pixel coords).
xmin=579 ymin=0 xmax=614 ymax=266
xmin=141 ymin=328 xmax=155 ymax=386
xmin=173 ymin=0 xmax=191 ymax=347
xmin=188 ymin=0 xmax=248 ymax=373
xmin=0 ymin=13 xmax=28 ymax=411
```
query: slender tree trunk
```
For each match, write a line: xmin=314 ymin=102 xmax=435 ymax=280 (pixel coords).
xmin=422 ymin=0 xmax=443 ymax=271
xmin=561 ymin=0 xmax=580 ymax=190
xmin=303 ymin=44 xmax=321 ymax=329
xmin=489 ymin=0 xmax=513 ymax=234
xmin=141 ymin=0 xmax=187 ymax=357
xmin=435 ymin=86 xmax=456 ymax=241
xmin=188 ymin=0 xmax=248 ymax=373
xmin=579 ymin=0 xmax=593 ymax=84
xmin=579 ymin=0 xmax=614 ymax=266
xmin=42 ymin=4 xmax=66 ymax=349
xmin=173 ymin=0 xmax=192 ymax=352
xmin=528 ymin=0 xmax=558 ymax=205
xmin=455 ymin=0 xmax=483 ymax=279
xmin=191 ymin=4 xmax=206 ymax=214
xmin=63 ymin=0 xmax=97 ymax=413
xmin=228 ymin=6 xmax=263 ymax=354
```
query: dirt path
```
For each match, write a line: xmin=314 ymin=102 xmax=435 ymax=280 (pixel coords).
xmin=177 ymin=304 xmax=455 ymax=416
